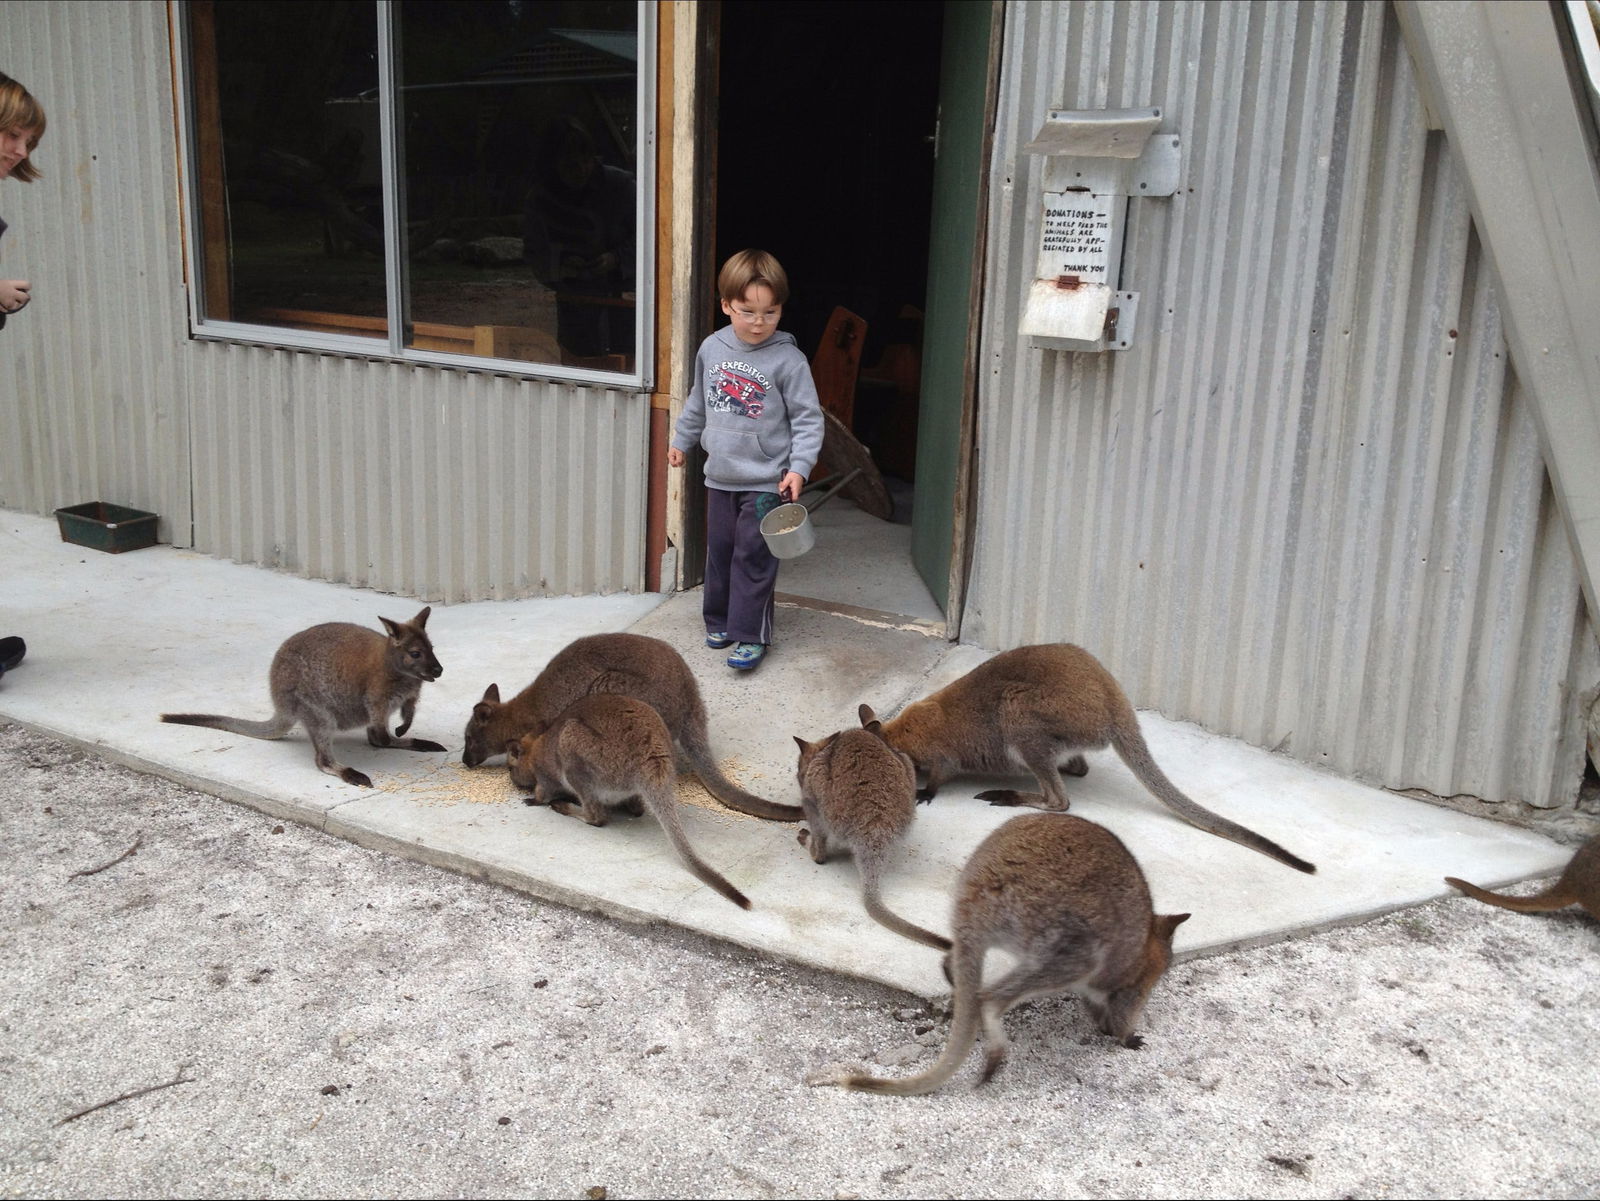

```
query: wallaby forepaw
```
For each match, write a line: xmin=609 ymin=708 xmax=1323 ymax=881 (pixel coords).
xmin=797 ymin=827 xmax=811 ymax=847
xmin=915 ymin=787 xmax=937 ymax=803
xmin=1122 ymin=1034 xmax=1145 ymax=1050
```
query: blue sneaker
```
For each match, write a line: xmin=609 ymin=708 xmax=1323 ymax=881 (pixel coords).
xmin=727 ymin=642 xmax=767 ymax=670
xmin=705 ymin=631 xmax=733 ymax=649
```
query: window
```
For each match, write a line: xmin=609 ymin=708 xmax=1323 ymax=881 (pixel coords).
xmin=177 ymin=0 xmax=652 ymax=385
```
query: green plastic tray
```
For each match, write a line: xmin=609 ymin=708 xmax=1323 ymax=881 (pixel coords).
xmin=54 ymin=501 xmax=160 ymax=554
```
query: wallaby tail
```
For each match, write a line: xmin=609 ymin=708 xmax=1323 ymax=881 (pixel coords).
xmin=860 ymin=860 xmax=953 ymax=951
xmin=1444 ymin=876 xmax=1575 ymax=914
xmin=678 ymin=725 xmax=804 ymax=822
xmin=1111 ymin=723 xmax=1316 ymax=874
xmin=161 ymin=711 xmax=296 ymax=741
xmin=653 ymin=790 xmax=752 ymax=910
xmin=822 ymin=941 xmax=982 ymax=1096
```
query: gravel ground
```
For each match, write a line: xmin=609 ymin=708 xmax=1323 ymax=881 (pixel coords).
xmin=2 ymin=720 xmax=1597 ymax=1200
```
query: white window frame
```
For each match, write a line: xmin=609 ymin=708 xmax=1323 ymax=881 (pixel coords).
xmin=172 ymin=0 xmax=656 ymax=391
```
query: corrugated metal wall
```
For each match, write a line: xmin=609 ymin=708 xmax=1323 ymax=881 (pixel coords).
xmin=967 ymin=0 xmax=1599 ymax=809
xmin=0 ymin=1 xmax=647 ymax=602
xmin=0 ymin=0 xmax=192 ymax=540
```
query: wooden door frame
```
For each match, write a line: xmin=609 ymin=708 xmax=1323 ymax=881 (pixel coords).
xmin=940 ymin=0 xmax=1004 ymax=639
xmin=648 ymin=1 xmax=717 ymax=592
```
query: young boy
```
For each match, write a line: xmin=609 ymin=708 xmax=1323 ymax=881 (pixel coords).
xmin=667 ymin=249 xmax=823 ymax=670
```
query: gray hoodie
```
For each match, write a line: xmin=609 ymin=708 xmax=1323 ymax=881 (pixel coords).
xmin=671 ymin=326 xmax=825 ymax=492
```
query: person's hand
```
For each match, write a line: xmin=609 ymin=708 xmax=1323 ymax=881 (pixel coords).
xmin=0 ymin=280 xmax=30 ymax=314
xmin=667 ymin=446 xmax=685 ymax=468
xmin=780 ymin=471 xmax=804 ymax=503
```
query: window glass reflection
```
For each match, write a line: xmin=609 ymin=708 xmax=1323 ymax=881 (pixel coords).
xmin=397 ymin=2 xmax=639 ymax=371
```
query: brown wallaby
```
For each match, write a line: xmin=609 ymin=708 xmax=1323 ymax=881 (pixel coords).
xmin=162 ymin=607 xmax=445 ymax=788
xmin=878 ymin=644 xmax=1316 ymax=874
xmin=814 ymin=813 xmax=1189 ymax=1096
xmin=507 ymin=694 xmax=751 ymax=910
xmin=793 ymin=704 xmax=951 ymax=951
xmin=1445 ymin=836 xmax=1599 ymax=920
xmin=462 ymin=632 xmax=801 ymax=822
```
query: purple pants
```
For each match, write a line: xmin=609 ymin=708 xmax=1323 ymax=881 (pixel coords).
xmin=703 ymin=489 xmax=780 ymax=645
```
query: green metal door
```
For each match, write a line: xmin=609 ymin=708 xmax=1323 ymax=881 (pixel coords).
xmin=910 ymin=0 xmax=995 ymax=619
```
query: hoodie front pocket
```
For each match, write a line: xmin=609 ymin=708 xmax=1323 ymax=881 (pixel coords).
xmin=703 ymin=427 xmax=778 ymax=487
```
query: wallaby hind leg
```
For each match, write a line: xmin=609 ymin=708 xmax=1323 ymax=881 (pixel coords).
xmin=977 ymin=738 xmax=1074 ymax=811
xmin=366 ymin=721 xmax=446 ymax=754
xmin=305 ymin=723 xmax=372 ymax=788
xmin=523 ymin=771 xmax=577 ymax=808
xmin=616 ymin=795 xmax=646 ymax=818
xmin=975 ymin=945 xmax=1101 ymax=1081
xmin=365 ymin=692 xmax=444 ymax=753
xmin=797 ymin=825 xmax=831 ymax=863
xmin=548 ymin=792 xmax=611 ymax=826
xmin=798 ymin=793 xmax=831 ymax=863
xmin=548 ymin=762 xmax=611 ymax=826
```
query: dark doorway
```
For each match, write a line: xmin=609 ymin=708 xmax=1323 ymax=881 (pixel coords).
xmin=709 ymin=0 xmax=947 ymax=621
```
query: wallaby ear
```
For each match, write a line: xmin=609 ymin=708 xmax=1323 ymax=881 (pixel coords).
xmin=793 ymin=735 xmax=811 ymax=753
xmin=378 ymin=616 xmax=402 ymax=640
xmin=412 ymin=605 xmax=432 ymax=628
xmin=1157 ymin=913 xmax=1192 ymax=939
xmin=480 ymin=682 xmax=501 ymax=704
xmin=858 ymin=703 xmax=880 ymax=730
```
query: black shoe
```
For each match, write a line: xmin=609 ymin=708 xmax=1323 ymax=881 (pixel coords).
xmin=0 ymin=636 xmax=26 ymax=672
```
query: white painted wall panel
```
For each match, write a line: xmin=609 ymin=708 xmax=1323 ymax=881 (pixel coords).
xmin=968 ymin=0 xmax=1598 ymax=810
xmin=0 ymin=1 xmax=647 ymax=601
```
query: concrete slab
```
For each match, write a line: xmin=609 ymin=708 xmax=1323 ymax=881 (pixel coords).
xmin=772 ymin=494 xmax=944 ymax=624
xmin=1 ymin=508 xmax=1574 ymax=1000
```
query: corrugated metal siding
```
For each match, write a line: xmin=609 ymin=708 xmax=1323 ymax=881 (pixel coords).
xmin=186 ymin=344 xmax=647 ymax=601
xmin=0 ymin=0 xmax=192 ymax=541
xmin=967 ymin=0 xmax=1599 ymax=809
xmin=0 ymin=1 xmax=647 ymax=601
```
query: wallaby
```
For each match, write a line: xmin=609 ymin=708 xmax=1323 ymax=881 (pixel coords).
xmin=462 ymin=632 xmax=801 ymax=822
xmin=1445 ymin=836 xmax=1599 ymax=920
xmin=162 ymin=607 xmax=445 ymax=788
xmin=507 ymin=694 xmax=751 ymax=910
xmin=814 ymin=812 xmax=1189 ymax=1096
xmin=792 ymin=704 xmax=951 ymax=951
xmin=878 ymin=644 xmax=1315 ymax=874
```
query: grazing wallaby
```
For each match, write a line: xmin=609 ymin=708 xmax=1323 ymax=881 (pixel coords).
xmin=463 ymin=632 xmax=801 ymax=822
xmin=162 ymin=607 xmax=445 ymax=788
xmin=507 ymin=694 xmax=751 ymax=910
xmin=1445 ymin=836 xmax=1599 ymax=920
xmin=814 ymin=813 xmax=1189 ymax=1096
xmin=793 ymin=704 xmax=951 ymax=951
xmin=878 ymin=644 xmax=1315 ymax=875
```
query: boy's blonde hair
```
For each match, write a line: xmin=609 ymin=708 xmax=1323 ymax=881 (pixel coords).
xmin=718 ymin=249 xmax=789 ymax=305
xmin=0 ymin=72 xmax=45 ymax=183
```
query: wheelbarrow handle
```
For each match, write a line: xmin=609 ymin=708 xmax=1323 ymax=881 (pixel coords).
xmin=797 ymin=467 xmax=862 ymax=515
